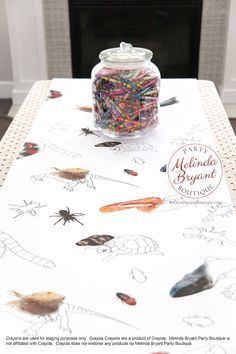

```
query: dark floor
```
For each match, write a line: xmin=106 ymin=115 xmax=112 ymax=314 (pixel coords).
xmin=0 ymin=99 xmax=235 ymax=140
xmin=0 ymin=98 xmax=13 ymax=139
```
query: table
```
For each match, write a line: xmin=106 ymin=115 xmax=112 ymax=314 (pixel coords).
xmin=0 ymin=79 xmax=236 ymax=354
xmin=1 ymin=80 xmax=236 ymax=205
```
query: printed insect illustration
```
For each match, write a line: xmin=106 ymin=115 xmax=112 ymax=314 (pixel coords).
xmin=203 ymin=202 xmax=235 ymax=222
xmin=222 ymin=283 xmax=236 ymax=301
xmin=170 ymin=257 xmax=236 ymax=297
xmin=116 ymin=292 xmax=137 ymax=305
xmin=170 ymin=136 xmax=201 ymax=146
xmin=0 ymin=290 xmax=139 ymax=335
xmin=8 ymin=199 xmax=47 ymax=218
xmin=109 ymin=142 xmax=156 ymax=153
xmin=53 ymin=167 xmax=89 ymax=180
xmin=75 ymin=105 xmax=92 ymax=112
xmin=18 ymin=139 xmax=81 ymax=159
xmin=133 ymin=156 xmax=145 ymax=165
xmin=160 ymin=96 xmax=178 ymax=107
xmin=130 ymin=267 xmax=147 ymax=283
xmin=182 ymin=314 xmax=214 ymax=328
xmin=99 ymin=197 xmax=164 ymax=213
xmin=50 ymin=207 xmax=85 ymax=226
xmin=17 ymin=142 xmax=42 ymax=159
xmin=183 ymin=226 xmax=236 ymax=247
xmin=8 ymin=290 xmax=65 ymax=315
xmin=47 ymin=89 xmax=62 ymax=99
xmin=0 ymin=231 xmax=55 ymax=268
xmin=124 ymin=169 xmax=138 ymax=176
xmin=48 ymin=122 xmax=70 ymax=133
xmin=79 ymin=127 xmax=99 ymax=137
xmin=32 ymin=166 xmax=140 ymax=191
xmin=95 ymin=141 xmax=121 ymax=147
xmin=76 ymin=235 xmax=114 ymax=246
xmin=160 ymin=164 xmax=167 ymax=172
xmin=96 ymin=235 xmax=164 ymax=261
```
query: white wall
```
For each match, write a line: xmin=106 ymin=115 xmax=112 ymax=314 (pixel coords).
xmin=219 ymin=0 xmax=236 ymax=103
xmin=4 ymin=0 xmax=48 ymax=103
xmin=0 ymin=0 xmax=13 ymax=98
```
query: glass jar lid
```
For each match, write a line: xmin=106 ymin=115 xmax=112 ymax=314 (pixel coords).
xmin=99 ymin=42 xmax=153 ymax=68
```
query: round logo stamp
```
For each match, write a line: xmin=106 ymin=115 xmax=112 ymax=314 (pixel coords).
xmin=168 ymin=144 xmax=223 ymax=198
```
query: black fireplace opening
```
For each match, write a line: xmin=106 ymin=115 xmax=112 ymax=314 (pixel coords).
xmin=68 ymin=0 xmax=202 ymax=78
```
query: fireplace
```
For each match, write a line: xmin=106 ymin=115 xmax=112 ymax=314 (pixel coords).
xmin=68 ymin=0 xmax=202 ymax=79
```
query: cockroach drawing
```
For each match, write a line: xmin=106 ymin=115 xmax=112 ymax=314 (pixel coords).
xmin=130 ymin=267 xmax=147 ymax=283
xmin=116 ymin=292 xmax=136 ymax=306
xmin=124 ymin=169 xmax=138 ymax=176
xmin=50 ymin=207 xmax=85 ymax=226
xmin=47 ymin=90 xmax=62 ymax=99
xmin=95 ymin=141 xmax=121 ymax=147
xmin=76 ymin=235 xmax=114 ymax=246
xmin=133 ymin=156 xmax=145 ymax=165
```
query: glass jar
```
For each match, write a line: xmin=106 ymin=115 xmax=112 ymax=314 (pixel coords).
xmin=92 ymin=42 xmax=160 ymax=138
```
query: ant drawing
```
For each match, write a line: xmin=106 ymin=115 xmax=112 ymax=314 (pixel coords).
xmin=50 ymin=207 xmax=85 ymax=226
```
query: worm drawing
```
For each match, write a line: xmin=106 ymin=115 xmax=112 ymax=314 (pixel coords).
xmin=0 ymin=231 xmax=55 ymax=268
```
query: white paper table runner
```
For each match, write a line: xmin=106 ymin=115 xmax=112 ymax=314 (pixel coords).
xmin=0 ymin=79 xmax=235 ymax=354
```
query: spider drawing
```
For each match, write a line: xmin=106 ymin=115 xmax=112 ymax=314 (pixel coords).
xmin=50 ymin=207 xmax=85 ymax=225
xmin=9 ymin=200 xmax=47 ymax=218
xmin=79 ymin=127 xmax=99 ymax=137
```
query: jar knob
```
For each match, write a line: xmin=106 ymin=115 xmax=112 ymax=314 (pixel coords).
xmin=120 ymin=42 xmax=133 ymax=53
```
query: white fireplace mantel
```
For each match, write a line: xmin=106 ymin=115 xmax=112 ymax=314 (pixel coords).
xmin=5 ymin=0 xmax=48 ymax=104
xmin=5 ymin=0 xmax=236 ymax=105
